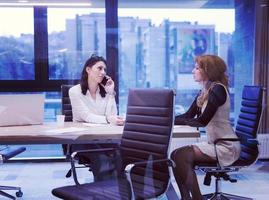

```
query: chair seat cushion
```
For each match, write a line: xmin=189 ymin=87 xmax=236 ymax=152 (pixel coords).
xmin=196 ymin=155 xmax=257 ymax=169
xmin=52 ymin=179 xmax=131 ymax=200
xmin=52 ymin=175 xmax=167 ymax=200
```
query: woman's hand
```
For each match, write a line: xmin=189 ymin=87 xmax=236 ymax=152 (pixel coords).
xmin=106 ymin=115 xmax=125 ymax=126
xmin=103 ymin=76 xmax=115 ymax=95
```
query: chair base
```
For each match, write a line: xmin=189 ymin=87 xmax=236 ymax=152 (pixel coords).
xmin=203 ymin=192 xmax=252 ymax=200
xmin=0 ymin=185 xmax=23 ymax=200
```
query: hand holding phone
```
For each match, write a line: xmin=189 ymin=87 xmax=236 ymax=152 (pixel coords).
xmin=101 ymin=76 xmax=115 ymax=95
xmin=101 ymin=76 xmax=109 ymax=85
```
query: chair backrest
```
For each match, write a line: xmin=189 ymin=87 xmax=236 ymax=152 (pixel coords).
xmin=120 ymin=88 xmax=175 ymax=198
xmin=235 ymin=85 xmax=263 ymax=165
xmin=61 ymin=85 xmax=73 ymax=122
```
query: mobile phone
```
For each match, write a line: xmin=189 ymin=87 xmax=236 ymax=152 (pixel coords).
xmin=101 ymin=76 xmax=109 ymax=85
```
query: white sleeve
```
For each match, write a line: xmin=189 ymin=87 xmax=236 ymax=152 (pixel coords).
xmin=105 ymin=95 xmax=118 ymax=116
xmin=69 ymin=87 xmax=107 ymax=124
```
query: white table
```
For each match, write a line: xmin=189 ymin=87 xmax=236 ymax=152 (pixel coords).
xmin=0 ymin=122 xmax=199 ymax=144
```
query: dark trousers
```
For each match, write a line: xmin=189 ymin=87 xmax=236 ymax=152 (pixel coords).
xmin=63 ymin=140 xmax=121 ymax=181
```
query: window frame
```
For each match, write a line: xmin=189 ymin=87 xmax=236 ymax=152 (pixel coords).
xmin=0 ymin=1 xmax=118 ymax=97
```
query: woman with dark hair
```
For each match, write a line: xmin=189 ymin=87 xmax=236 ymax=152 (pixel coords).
xmin=171 ymin=55 xmax=241 ymax=200
xmin=67 ymin=54 xmax=124 ymax=181
xmin=69 ymin=54 xmax=124 ymax=125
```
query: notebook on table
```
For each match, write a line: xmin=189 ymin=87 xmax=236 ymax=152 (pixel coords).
xmin=0 ymin=94 xmax=45 ymax=127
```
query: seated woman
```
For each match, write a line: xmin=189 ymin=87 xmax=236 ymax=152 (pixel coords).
xmin=69 ymin=54 xmax=124 ymax=125
xmin=171 ymin=55 xmax=241 ymax=200
xmin=68 ymin=54 xmax=124 ymax=181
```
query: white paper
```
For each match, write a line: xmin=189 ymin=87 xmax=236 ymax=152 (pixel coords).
xmin=82 ymin=123 xmax=106 ymax=127
xmin=45 ymin=127 xmax=88 ymax=134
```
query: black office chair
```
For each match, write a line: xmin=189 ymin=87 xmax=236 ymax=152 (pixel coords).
xmin=196 ymin=85 xmax=264 ymax=200
xmin=61 ymin=85 xmax=73 ymax=122
xmin=61 ymin=85 xmax=73 ymax=157
xmin=52 ymin=88 xmax=175 ymax=200
xmin=0 ymin=146 xmax=26 ymax=200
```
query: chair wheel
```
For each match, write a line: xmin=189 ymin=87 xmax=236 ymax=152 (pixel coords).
xmin=16 ymin=190 xmax=23 ymax=197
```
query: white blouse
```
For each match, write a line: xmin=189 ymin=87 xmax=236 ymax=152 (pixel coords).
xmin=69 ymin=84 xmax=117 ymax=124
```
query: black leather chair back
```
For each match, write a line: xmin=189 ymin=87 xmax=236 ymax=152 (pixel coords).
xmin=61 ymin=85 xmax=73 ymax=122
xmin=234 ymin=85 xmax=263 ymax=166
xmin=52 ymin=88 xmax=175 ymax=200
xmin=120 ymin=88 xmax=175 ymax=199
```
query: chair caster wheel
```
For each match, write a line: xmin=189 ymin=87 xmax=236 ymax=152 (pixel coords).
xmin=16 ymin=190 xmax=23 ymax=197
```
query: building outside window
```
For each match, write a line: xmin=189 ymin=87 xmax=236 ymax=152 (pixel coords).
xmin=0 ymin=8 xmax=34 ymax=80
xmin=48 ymin=8 xmax=106 ymax=80
xmin=117 ymin=7 xmax=236 ymax=119
xmin=0 ymin=0 xmax=255 ymax=159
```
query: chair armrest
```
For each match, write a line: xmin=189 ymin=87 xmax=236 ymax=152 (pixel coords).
xmin=124 ymin=158 xmax=174 ymax=199
xmin=70 ymin=147 xmax=119 ymax=185
xmin=71 ymin=147 xmax=117 ymax=159
xmin=0 ymin=147 xmax=26 ymax=161
xmin=125 ymin=158 xmax=175 ymax=171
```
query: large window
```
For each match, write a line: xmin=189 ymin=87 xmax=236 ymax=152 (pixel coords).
xmin=0 ymin=0 xmax=256 ymax=159
xmin=47 ymin=8 xmax=106 ymax=80
xmin=117 ymin=7 xmax=237 ymax=116
xmin=0 ymin=8 xmax=34 ymax=80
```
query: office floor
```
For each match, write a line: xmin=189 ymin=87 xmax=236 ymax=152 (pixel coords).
xmin=0 ymin=161 xmax=269 ymax=200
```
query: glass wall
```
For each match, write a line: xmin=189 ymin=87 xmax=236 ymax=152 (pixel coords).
xmin=0 ymin=8 xmax=34 ymax=80
xmin=117 ymin=6 xmax=236 ymax=118
xmin=0 ymin=0 xmax=256 ymax=158
xmin=47 ymin=8 xmax=106 ymax=80
xmin=46 ymin=7 xmax=106 ymax=125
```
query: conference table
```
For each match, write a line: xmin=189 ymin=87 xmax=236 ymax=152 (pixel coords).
xmin=0 ymin=122 xmax=199 ymax=145
xmin=0 ymin=122 xmax=199 ymax=200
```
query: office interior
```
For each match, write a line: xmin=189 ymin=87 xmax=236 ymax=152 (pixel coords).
xmin=0 ymin=0 xmax=268 ymax=199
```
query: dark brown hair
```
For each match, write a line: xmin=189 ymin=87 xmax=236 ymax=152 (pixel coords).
xmin=80 ymin=54 xmax=107 ymax=97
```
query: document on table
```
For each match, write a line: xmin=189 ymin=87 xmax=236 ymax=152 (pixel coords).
xmin=82 ymin=123 xmax=107 ymax=127
xmin=45 ymin=127 xmax=88 ymax=134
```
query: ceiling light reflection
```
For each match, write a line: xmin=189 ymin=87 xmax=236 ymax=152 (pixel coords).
xmin=0 ymin=2 xmax=92 ymax=7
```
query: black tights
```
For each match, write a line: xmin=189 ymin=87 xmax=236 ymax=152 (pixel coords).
xmin=171 ymin=145 xmax=215 ymax=200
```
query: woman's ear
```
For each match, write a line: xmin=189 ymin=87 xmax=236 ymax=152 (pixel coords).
xmin=85 ymin=66 xmax=91 ymax=74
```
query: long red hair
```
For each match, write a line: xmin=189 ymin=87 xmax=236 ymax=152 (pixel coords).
xmin=195 ymin=55 xmax=229 ymax=107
